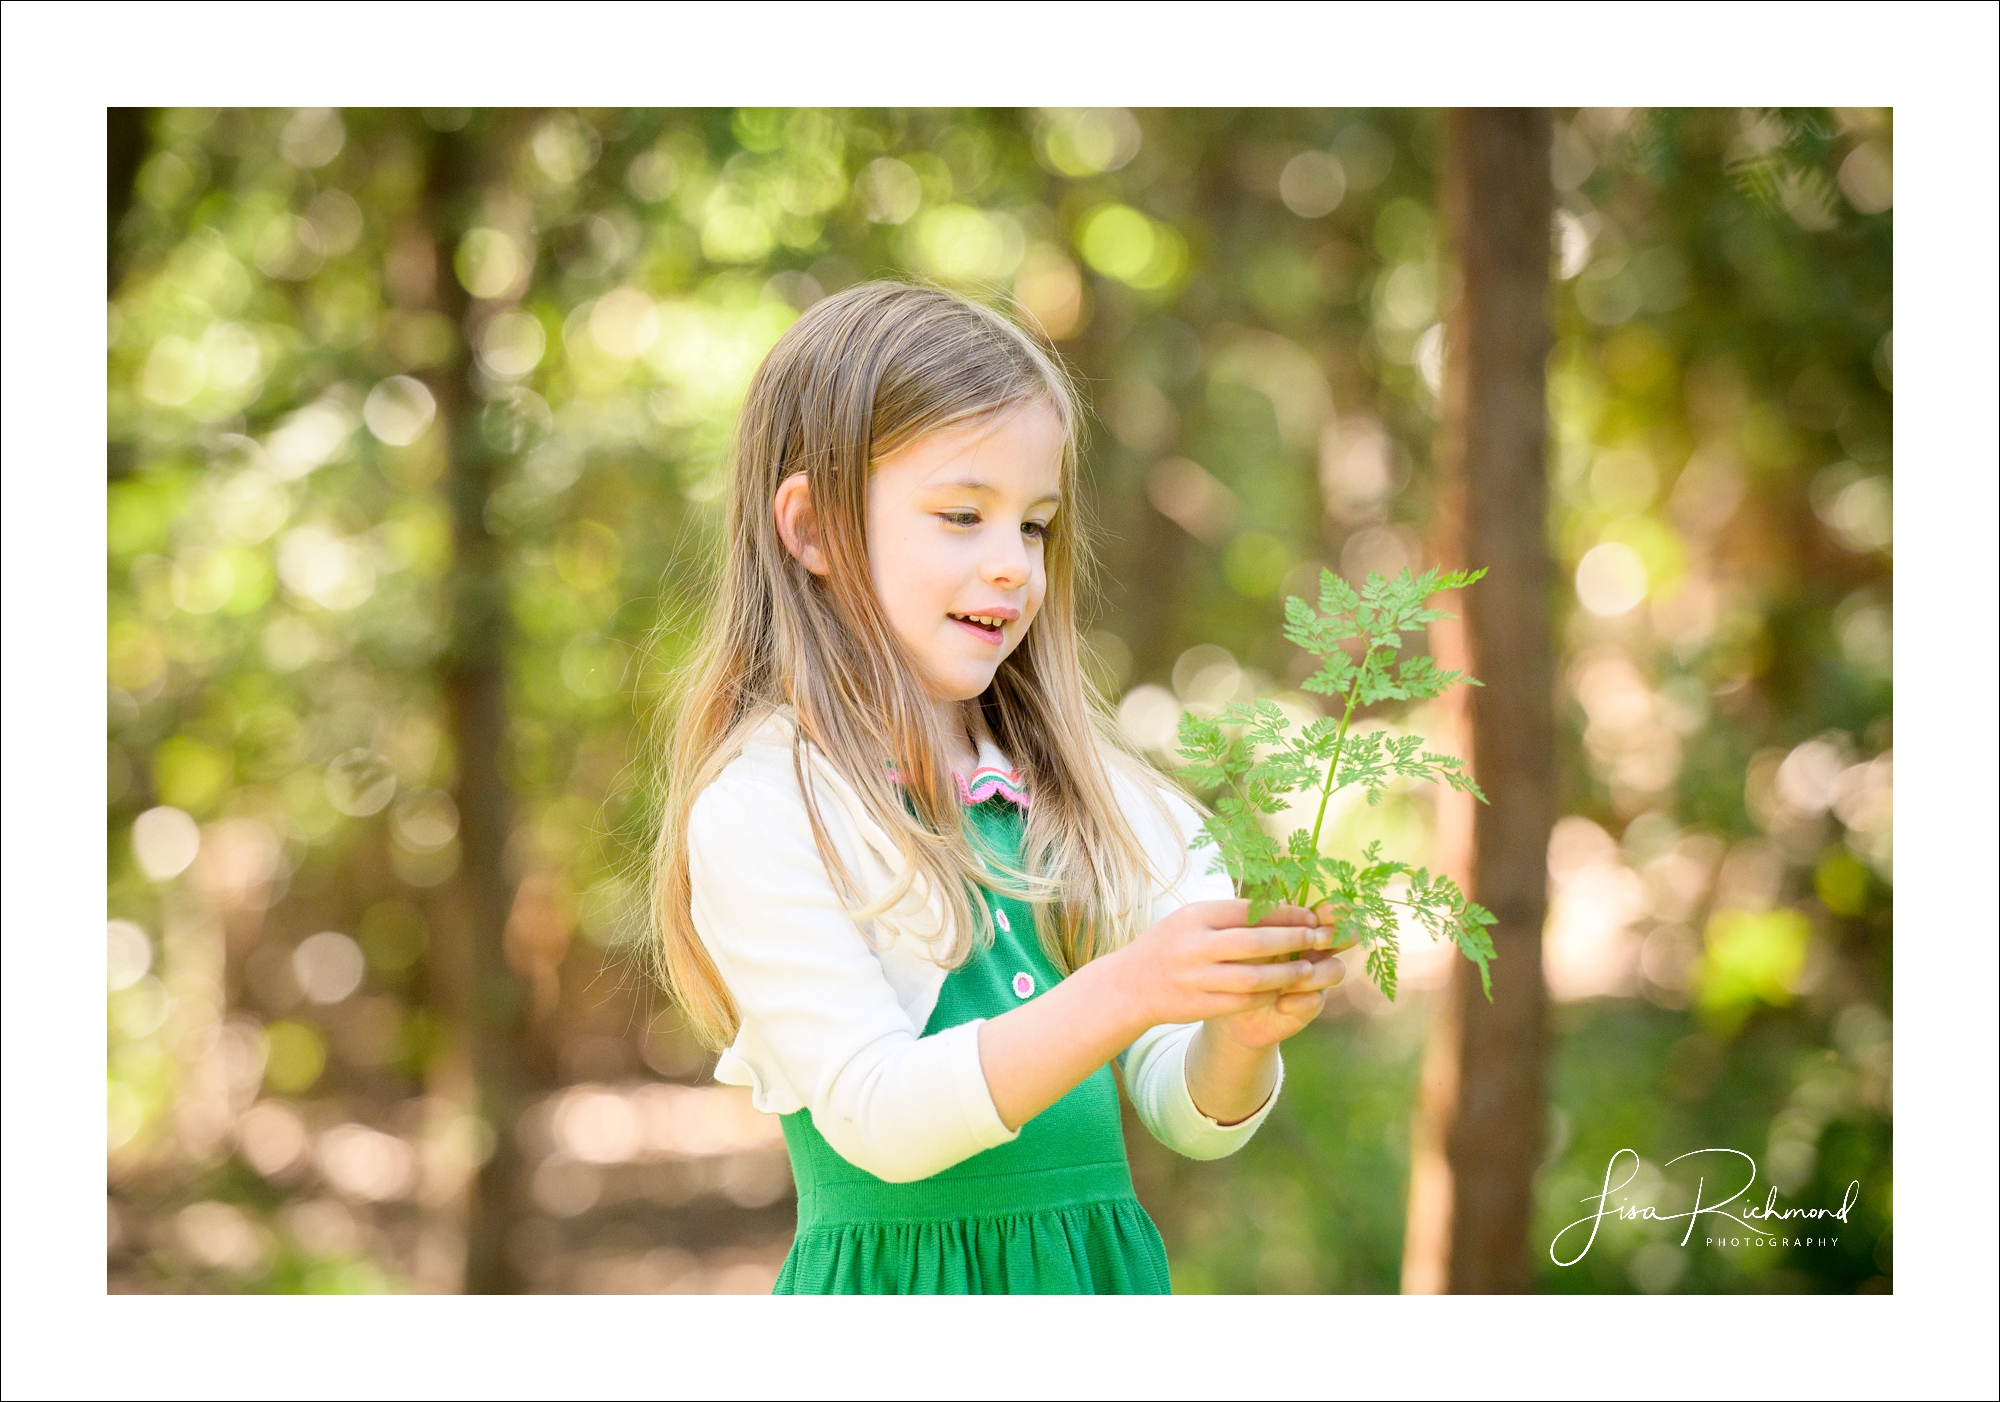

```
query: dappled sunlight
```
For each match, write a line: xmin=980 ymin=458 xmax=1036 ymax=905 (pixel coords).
xmin=106 ymin=104 xmax=1890 ymax=1297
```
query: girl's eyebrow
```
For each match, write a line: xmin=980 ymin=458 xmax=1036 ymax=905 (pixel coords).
xmin=925 ymin=477 xmax=1061 ymax=506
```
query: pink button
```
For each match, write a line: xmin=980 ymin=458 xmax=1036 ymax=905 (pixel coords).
xmin=1012 ymin=972 xmax=1034 ymax=999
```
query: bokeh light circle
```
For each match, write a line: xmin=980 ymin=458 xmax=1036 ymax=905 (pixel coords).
xmin=1576 ymin=542 xmax=1649 ymax=616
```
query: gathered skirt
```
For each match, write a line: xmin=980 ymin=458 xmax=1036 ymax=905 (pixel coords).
xmin=772 ymin=1146 xmax=1171 ymax=1295
xmin=770 ymin=794 xmax=1172 ymax=1295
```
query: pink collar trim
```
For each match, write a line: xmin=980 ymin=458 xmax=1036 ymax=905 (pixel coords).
xmin=887 ymin=738 xmax=1032 ymax=810
xmin=954 ymin=764 xmax=1031 ymax=810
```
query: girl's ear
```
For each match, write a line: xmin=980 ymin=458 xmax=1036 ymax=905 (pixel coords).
xmin=773 ymin=473 xmax=831 ymax=576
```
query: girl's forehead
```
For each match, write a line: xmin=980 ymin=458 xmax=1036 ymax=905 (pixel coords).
xmin=875 ymin=403 xmax=1065 ymax=502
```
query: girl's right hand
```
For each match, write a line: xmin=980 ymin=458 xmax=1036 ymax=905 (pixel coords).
xmin=979 ymin=898 xmax=1329 ymax=1133
xmin=1108 ymin=899 xmax=1331 ymax=1031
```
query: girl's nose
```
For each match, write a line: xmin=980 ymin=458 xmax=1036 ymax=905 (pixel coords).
xmin=982 ymin=526 xmax=1032 ymax=588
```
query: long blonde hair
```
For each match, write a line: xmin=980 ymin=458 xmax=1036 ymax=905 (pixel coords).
xmin=651 ymin=280 xmax=1172 ymax=1048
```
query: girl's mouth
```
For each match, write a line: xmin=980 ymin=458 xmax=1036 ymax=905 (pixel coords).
xmin=948 ymin=611 xmax=1009 ymax=645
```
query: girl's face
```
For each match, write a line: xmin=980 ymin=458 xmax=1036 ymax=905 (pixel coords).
xmin=864 ymin=401 xmax=1065 ymax=704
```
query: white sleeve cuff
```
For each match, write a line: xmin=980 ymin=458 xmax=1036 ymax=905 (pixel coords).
xmin=943 ymin=1018 xmax=1021 ymax=1151
xmin=1126 ymin=1023 xmax=1283 ymax=1160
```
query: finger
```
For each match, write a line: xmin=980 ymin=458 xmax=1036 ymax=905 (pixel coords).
xmin=1235 ymin=954 xmax=1342 ymax=993
xmin=1216 ymin=923 xmax=1327 ymax=961
xmin=1244 ymin=902 xmax=1320 ymax=929
xmin=1309 ymin=903 xmax=1362 ymax=953
xmin=1314 ymin=926 xmax=1359 ymax=954
xmin=1193 ymin=991 xmax=1275 ymax=1020
xmin=1182 ymin=898 xmax=1255 ymax=930
xmin=1272 ymin=990 xmax=1327 ymax=1020
xmin=1288 ymin=953 xmax=1347 ymax=991
xmin=1213 ymin=961 xmax=1322 ymax=995
xmin=1183 ymin=899 xmax=1319 ymax=933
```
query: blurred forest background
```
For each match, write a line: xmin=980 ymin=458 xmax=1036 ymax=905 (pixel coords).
xmin=106 ymin=106 xmax=1893 ymax=1294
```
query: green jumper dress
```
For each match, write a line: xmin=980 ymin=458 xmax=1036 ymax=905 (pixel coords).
xmin=771 ymin=790 xmax=1172 ymax=1294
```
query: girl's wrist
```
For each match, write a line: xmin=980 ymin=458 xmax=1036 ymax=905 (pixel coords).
xmin=1083 ymin=945 xmax=1161 ymax=1048
xmin=1194 ymin=1016 xmax=1278 ymax=1065
xmin=1184 ymin=1016 xmax=1280 ymax=1080
xmin=1187 ymin=1020 xmax=1280 ymax=1124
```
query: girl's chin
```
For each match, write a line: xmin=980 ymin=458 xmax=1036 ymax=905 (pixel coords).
xmin=920 ymin=660 xmax=1002 ymax=702
xmin=938 ymin=673 xmax=1000 ymax=702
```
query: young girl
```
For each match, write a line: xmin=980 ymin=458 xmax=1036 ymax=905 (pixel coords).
xmin=652 ymin=281 xmax=1347 ymax=1294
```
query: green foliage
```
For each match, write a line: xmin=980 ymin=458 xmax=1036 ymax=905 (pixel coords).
xmin=1176 ymin=567 xmax=1495 ymax=1000
xmin=103 ymin=103 xmax=1894 ymax=1297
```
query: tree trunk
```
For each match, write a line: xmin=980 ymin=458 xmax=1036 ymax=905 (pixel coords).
xmin=1401 ymin=108 xmax=1557 ymax=1295
xmin=419 ymin=119 xmax=534 ymax=1294
xmin=108 ymin=107 xmax=149 ymax=294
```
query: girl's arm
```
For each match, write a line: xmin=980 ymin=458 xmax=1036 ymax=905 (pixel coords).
xmin=1183 ymin=1018 xmax=1286 ymax=1124
xmin=690 ymin=773 xmax=1026 ymax=1183
xmin=974 ymin=899 xmax=1342 ymax=1131
xmin=1090 ymin=772 xmax=1342 ymax=1156
xmin=691 ymin=763 xmax=1334 ymax=1178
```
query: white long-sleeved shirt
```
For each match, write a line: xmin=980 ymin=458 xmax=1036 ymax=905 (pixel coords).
xmin=686 ymin=709 xmax=1282 ymax=1183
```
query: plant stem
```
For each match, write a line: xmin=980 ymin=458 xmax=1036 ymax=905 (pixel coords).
xmin=1294 ymin=644 xmax=1375 ymax=906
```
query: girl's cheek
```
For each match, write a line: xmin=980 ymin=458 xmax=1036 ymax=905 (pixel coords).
xmin=1015 ymin=581 xmax=1047 ymax=640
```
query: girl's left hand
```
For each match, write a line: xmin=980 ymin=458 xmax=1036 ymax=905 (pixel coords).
xmin=1203 ymin=947 xmax=1348 ymax=1048
xmin=1205 ymin=907 xmax=1358 ymax=1048
xmin=1184 ymin=913 xmax=1355 ymax=1125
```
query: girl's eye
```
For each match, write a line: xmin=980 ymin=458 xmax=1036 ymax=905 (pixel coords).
xmin=1021 ymin=520 xmax=1049 ymax=540
xmin=941 ymin=510 xmax=980 ymax=527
